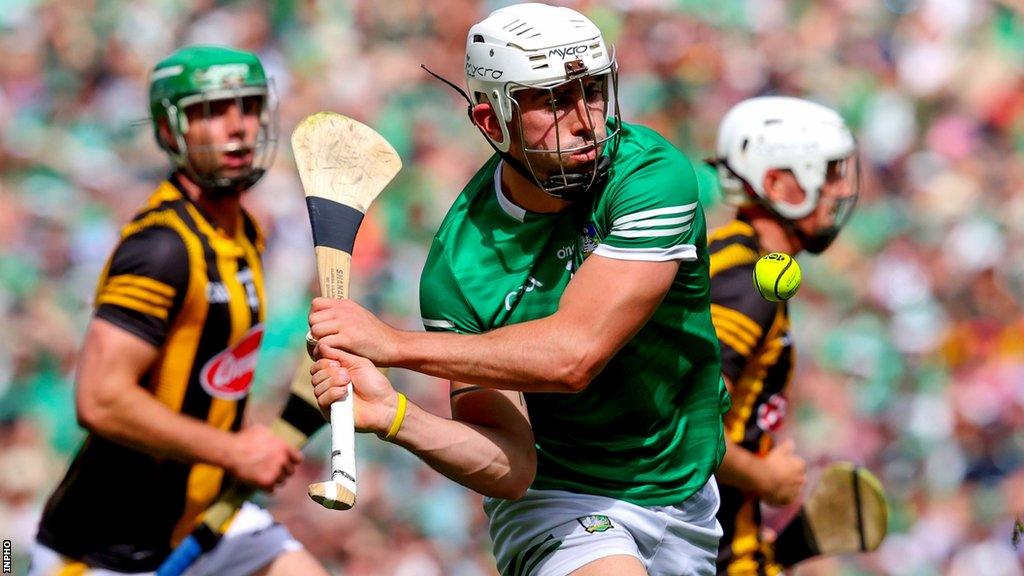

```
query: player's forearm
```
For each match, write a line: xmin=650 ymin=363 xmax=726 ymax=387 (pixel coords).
xmin=392 ymin=258 xmax=674 ymax=392
xmin=394 ymin=319 xmax=601 ymax=393
xmin=387 ymin=400 xmax=536 ymax=499
xmin=716 ymin=439 xmax=771 ymax=496
xmin=77 ymin=381 xmax=236 ymax=468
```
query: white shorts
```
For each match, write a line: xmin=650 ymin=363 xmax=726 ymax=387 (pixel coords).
xmin=484 ymin=476 xmax=722 ymax=576
xmin=28 ymin=502 xmax=303 ymax=576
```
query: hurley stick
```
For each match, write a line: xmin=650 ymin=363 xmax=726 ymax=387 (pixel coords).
xmin=292 ymin=112 xmax=401 ymax=510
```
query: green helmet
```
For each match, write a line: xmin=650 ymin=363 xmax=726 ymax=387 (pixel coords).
xmin=149 ymin=45 xmax=277 ymax=193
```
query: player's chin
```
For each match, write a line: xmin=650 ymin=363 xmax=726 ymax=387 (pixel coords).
xmin=553 ymin=155 xmax=597 ymax=174
xmin=214 ymin=163 xmax=257 ymax=184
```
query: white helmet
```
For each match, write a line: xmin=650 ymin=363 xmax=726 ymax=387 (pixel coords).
xmin=714 ymin=96 xmax=856 ymax=220
xmin=465 ymin=2 xmax=617 ymax=154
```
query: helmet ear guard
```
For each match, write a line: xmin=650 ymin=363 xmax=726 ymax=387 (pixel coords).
xmin=487 ymin=88 xmax=514 ymax=153
xmin=706 ymin=157 xmax=751 ymax=207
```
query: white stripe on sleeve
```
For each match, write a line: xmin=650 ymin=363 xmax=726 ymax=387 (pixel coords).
xmin=610 ymin=223 xmax=692 ymax=238
xmin=615 ymin=212 xmax=695 ymax=231
xmin=422 ymin=318 xmax=456 ymax=329
xmin=611 ymin=202 xmax=698 ymax=228
xmin=592 ymin=244 xmax=698 ymax=262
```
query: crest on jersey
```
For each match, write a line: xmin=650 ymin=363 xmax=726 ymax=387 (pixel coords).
xmin=580 ymin=222 xmax=600 ymax=257
xmin=577 ymin=515 xmax=614 ymax=533
xmin=200 ymin=324 xmax=264 ymax=400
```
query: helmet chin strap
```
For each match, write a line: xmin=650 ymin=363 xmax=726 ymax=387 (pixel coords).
xmin=421 ymin=64 xmax=610 ymax=201
xmin=757 ymin=204 xmax=839 ymax=255
xmin=538 ymin=155 xmax=611 ymax=200
xmin=178 ymin=161 xmax=266 ymax=198
xmin=794 ymin=225 xmax=839 ymax=254
xmin=762 ymin=204 xmax=840 ymax=255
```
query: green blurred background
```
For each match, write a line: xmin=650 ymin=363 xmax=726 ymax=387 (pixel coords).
xmin=2 ymin=1 xmax=1023 ymax=574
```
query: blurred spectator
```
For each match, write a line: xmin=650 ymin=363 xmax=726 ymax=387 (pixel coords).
xmin=1 ymin=0 xmax=1023 ymax=574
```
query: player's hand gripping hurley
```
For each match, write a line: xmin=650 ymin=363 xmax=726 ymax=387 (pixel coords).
xmin=292 ymin=112 xmax=401 ymax=510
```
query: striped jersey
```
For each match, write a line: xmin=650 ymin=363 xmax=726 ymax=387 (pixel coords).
xmin=37 ymin=177 xmax=267 ymax=572
xmin=420 ymin=119 xmax=729 ymax=506
xmin=708 ymin=219 xmax=794 ymax=575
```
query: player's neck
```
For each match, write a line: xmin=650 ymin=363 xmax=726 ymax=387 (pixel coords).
xmin=176 ymin=172 xmax=243 ymax=237
xmin=500 ymin=161 xmax=572 ymax=214
xmin=741 ymin=209 xmax=802 ymax=255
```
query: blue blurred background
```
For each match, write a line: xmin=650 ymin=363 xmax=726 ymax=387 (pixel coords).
xmin=1 ymin=1 xmax=1023 ymax=574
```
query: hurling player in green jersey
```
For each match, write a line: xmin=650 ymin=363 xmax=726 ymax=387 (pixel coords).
xmin=308 ymin=3 xmax=728 ymax=574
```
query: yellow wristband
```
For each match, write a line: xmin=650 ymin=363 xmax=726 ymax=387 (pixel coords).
xmin=384 ymin=392 xmax=407 ymax=441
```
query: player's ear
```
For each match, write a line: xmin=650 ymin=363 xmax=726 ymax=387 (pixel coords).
xmin=157 ymin=118 xmax=179 ymax=153
xmin=763 ymin=169 xmax=805 ymax=205
xmin=471 ymin=103 xmax=503 ymax=143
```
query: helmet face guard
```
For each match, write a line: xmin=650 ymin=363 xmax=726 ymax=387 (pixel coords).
xmin=161 ymin=83 xmax=278 ymax=195
xmin=796 ymin=155 xmax=860 ymax=253
xmin=505 ymin=57 xmax=621 ymax=200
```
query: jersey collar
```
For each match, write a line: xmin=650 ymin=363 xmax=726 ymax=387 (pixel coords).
xmin=493 ymin=161 xmax=527 ymax=222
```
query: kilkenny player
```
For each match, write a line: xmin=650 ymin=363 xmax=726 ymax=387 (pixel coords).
xmin=308 ymin=3 xmax=729 ymax=574
xmin=29 ymin=46 xmax=327 ymax=576
xmin=706 ymin=96 xmax=859 ymax=575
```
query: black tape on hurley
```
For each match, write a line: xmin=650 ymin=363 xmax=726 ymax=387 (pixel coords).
xmin=306 ymin=197 xmax=364 ymax=253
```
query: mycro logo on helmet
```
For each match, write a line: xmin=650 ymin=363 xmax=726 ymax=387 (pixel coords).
xmin=466 ymin=63 xmax=503 ymax=80
xmin=548 ymin=44 xmax=589 ymax=59
xmin=193 ymin=63 xmax=251 ymax=89
xmin=752 ymin=140 xmax=820 ymax=159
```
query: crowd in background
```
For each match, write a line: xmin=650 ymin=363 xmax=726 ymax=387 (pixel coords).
xmin=2 ymin=0 xmax=1023 ymax=574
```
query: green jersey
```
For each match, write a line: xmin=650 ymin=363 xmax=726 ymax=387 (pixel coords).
xmin=420 ymin=120 xmax=728 ymax=506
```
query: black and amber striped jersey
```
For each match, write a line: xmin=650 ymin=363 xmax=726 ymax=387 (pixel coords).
xmin=709 ymin=219 xmax=794 ymax=576
xmin=37 ymin=176 xmax=267 ymax=572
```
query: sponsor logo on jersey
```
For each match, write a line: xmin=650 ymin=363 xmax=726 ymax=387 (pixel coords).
xmin=757 ymin=393 xmax=788 ymax=433
xmin=207 ymin=281 xmax=230 ymax=304
xmin=207 ymin=268 xmax=259 ymax=308
xmin=237 ymin=268 xmax=260 ymax=309
xmin=577 ymin=515 xmax=614 ymax=533
xmin=200 ymin=324 xmax=264 ymax=400
xmin=504 ymin=276 xmax=544 ymax=311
